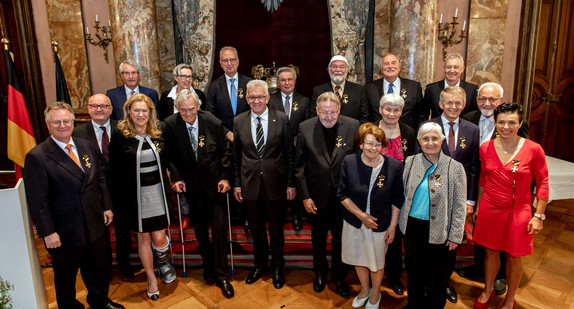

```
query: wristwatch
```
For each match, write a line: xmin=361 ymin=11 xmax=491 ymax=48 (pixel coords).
xmin=534 ymin=213 xmax=546 ymax=220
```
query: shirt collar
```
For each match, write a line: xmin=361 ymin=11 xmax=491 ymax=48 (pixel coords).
xmin=441 ymin=114 xmax=459 ymax=125
xmin=331 ymin=80 xmax=345 ymax=91
xmin=444 ymin=79 xmax=461 ymax=89
xmin=383 ymin=77 xmax=401 ymax=91
xmin=225 ymin=73 xmax=239 ymax=82
xmin=124 ymin=85 xmax=140 ymax=94
xmin=479 ymin=114 xmax=494 ymax=123
xmin=169 ymin=85 xmax=195 ymax=100
xmin=91 ymin=119 xmax=111 ymax=131
xmin=251 ymin=107 xmax=269 ymax=122
xmin=51 ymin=135 xmax=75 ymax=150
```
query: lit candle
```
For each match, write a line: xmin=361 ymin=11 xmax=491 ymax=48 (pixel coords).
xmin=455 ymin=8 xmax=458 ymax=18
xmin=439 ymin=14 xmax=443 ymax=24
xmin=462 ymin=20 xmax=466 ymax=31
xmin=95 ymin=14 xmax=99 ymax=22
xmin=86 ymin=26 xmax=89 ymax=34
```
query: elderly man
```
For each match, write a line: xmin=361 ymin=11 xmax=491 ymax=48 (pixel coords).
xmin=157 ymin=63 xmax=207 ymax=121
xmin=310 ymin=55 xmax=369 ymax=124
xmin=295 ymin=92 xmax=359 ymax=298
xmin=268 ymin=66 xmax=310 ymax=231
xmin=416 ymin=86 xmax=480 ymax=304
xmin=164 ymin=90 xmax=235 ymax=298
xmin=366 ymin=53 xmax=424 ymax=128
xmin=106 ymin=59 xmax=159 ymax=120
xmin=422 ymin=53 xmax=479 ymax=120
xmin=25 ymin=102 xmax=123 ymax=309
xmin=233 ymin=80 xmax=296 ymax=289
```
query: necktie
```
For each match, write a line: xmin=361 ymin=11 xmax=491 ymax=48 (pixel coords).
xmin=230 ymin=78 xmax=237 ymax=115
xmin=284 ymin=95 xmax=291 ymax=119
xmin=334 ymin=86 xmax=342 ymax=99
xmin=100 ymin=126 xmax=109 ymax=161
xmin=388 ymin=83 xmax=395 ymax=94
xmin=129 ymin=90 xmax=135 ymax=97
xmin=188 ymin=127 xmax=198 ymax=159
xmin=256 ymin=116 xmax=265 ymax=157
xmin=65 ymin=144 xmax=82 ymax=169
xmin=448 ymin=121 xmax=456 ymax=155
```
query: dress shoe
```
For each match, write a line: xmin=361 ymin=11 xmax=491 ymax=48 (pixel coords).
xmin=494 ymin=278 xmax=507 ymax=295
xmin=473 ymin=290 xmax=494 ymax=309
xmin=352 ymin=289 xmax=371 ymax=308
xmin=215 ymin=278 xmax=235 ymax=298
xmin=147 ymin=284 xmax=159 ymax=301
xmin=365 ymin=293 xmax=381 ymax=309
xmin=334 ymin=280 xmax=350 ymax=298
xmin=245 ymin=266 xmax=268 ymax=284
xmin=104 ymin=299 xmax=125 ymax=309
xmin=203 ymin=272 xmax=216 ymax=285
xmin=244 ymin=219 xmax=251 ymax=234
xmin=181 ymin=217 xmax=190 ymax=230
xmin=292 ymin=215 xmax=303 ymax=231
xmin=446 ymin=280 xmax=458 ymax=303
xmin=391 ymin=281 xmax=404 ymax=295
xmin=272 ymin=269 xmax=285 ymax=289
xmin=457 ymin=264 xmax=484 ymax=279
xmin=119 ymin=264 xmax=134 ymax=279
xmin=313 ymin=272 xmax=326 ymax=292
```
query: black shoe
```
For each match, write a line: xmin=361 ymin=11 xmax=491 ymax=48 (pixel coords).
xmin=216 ymin=278 xmax=235 ymax=298
xmin=272 ymin=269 xmax=285 ymax=289
xmin=313 ymin=272 xmax=326 ymax=292
xmin=334 ymin=280 xmax=349 ymax=298
xmin=391 ymin=281 xmax=405 ymax=295
xmin=292 ymin=215 xmax=303 ymax=231
xmin=245 ymin=266 xmax=268 ymax=284
xmin=104 ymin=299 xmax=125 ymax=309
xmin=494 ymin=278 xmax=507 ymax=295
xmin=446 ymin=280 xmax=458 ymax=303
xmin=119 ymin=264 xmax=134 ymax=279
xmin=244 ymin=219 xmax=251 ymax=234
xmin=456 ymin=264 xmax=484 ymax=278
xmin=203 ymin=272 xmax=216 ymax=285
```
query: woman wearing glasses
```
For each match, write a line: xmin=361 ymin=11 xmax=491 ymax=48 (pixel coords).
xmin=157 ymin=63 xmax=206 ymax=121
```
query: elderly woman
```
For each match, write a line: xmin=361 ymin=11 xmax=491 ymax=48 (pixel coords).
xmin=338 ymin=123 xmax=404 ymax=309
xmin=157 ymin=63 xmax=207 ymax=121
xmin=109 ymin=94 xmax=176 ymax=301
xmin=400 ymin=122 xmax=466 ymax=308
xmin=473 ymin=103 xmax=549 ymax=309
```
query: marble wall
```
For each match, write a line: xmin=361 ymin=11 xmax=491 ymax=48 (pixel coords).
xmin=372 ymin=0 xmax=392 ymax=80
xmin=155 ymin=0 xmax=176 ymax=94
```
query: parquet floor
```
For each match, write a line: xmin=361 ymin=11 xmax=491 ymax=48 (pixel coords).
xmin=39 ymin=199 xmax=574 ymax=308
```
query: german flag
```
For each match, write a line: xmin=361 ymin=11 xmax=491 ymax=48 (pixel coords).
xmin=5 ymin=44 xmax=36 ymax=178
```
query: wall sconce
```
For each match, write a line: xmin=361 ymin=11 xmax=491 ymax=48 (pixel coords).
xmin=85 ymin=16 xmax=112 ymax=63
xmin=437 ymin=9 xmax=467 ymax=60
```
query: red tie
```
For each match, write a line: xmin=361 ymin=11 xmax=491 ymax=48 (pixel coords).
xmin=448 ymin=122 xmax=456 ymax=155
xmin=101 ymin=126 xmax=109 ymax=161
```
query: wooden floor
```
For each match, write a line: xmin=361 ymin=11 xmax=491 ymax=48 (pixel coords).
xmin=40 ymin=199 xmax=574 ymax=309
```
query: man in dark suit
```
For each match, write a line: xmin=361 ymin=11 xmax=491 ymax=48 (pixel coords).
xmin=422 ymin=53 xmax=479 ymax=120
xmin=310 ymin=55 xmax=369 ymax=124
xmin=233 ymin=80 xmax=296 ymax=289
xmin=164 ymin=89 xmax=235 ymax=298
xmin=72 ymin=94 xmax=134 ymax=280
xmin=106 ymin=59 xmax=159 ymax=120
xmin=295 ymin=92 xmax=359 ymax=298
xmin=366 ymin=53 xmax=424 ymax=128
xmin=24 ymin=102 xmax=123 ymax=309
xmin=268 ymin=66 xmax=310 ymax=231
xmin=416 ymin=86 xmax=480 ymax=304
xmin=157 ymin=63 xmax=207 ymax=121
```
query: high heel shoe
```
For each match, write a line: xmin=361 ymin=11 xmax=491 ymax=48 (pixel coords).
xmin=352 ymin=289 xmax=371 ymax=308
xmin=147 ymin=284 xmax=159 ymax=301
xmin=474 ymin=290 xmax=495 ymax=309
xmin=365 ymin=293 xmax=381 ymax=309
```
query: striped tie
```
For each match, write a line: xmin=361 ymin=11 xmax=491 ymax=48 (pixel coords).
xmin=256 ymin=116 xmax=264 ymax=157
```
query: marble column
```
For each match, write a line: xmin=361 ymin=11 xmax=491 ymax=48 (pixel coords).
xmin=389 ymin=0 xmax=438 ymax=87
xmin=154 ymin=0 xmax=176 ymax=93
xmin=373 ymin=0 xmax=392 ymax=80
xmin=108 ymin=0 xmax=161 ymax=93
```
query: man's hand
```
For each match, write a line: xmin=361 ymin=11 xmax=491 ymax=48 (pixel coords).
xmin=44 ymin=232 xmax=61 ymax=249
xmin=234 ymin=188 xmax=243 ymax=203
xmin=303 ymin=198 xmax=317 ymax=214
xmin=227 ymin=132 xmax=234 ymax=142
xmin=286 ymin=187 xmax=297 ymax=201
xmin=172 ymin=181 xmax=186 ymax=193
xmin=104 ymin=210 xmax=113 ymax=226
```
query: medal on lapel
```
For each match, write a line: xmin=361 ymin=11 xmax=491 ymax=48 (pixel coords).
xmin=82 ymin=155 xmax=92 ymax=168
xmin=293 ymin=101 xmax=299 ymax=111
xmin=335 ymin=136 xmax=343 ymax=148
xmin=199 ymin=135 xmax=205 ymax=147
xmin=434 ymin=174 xmax=442 ymax=187
xmin=511 ymin=159 xmax=519 ymax=173
xmin=342 ymin=94 xmax=349 ymax=104
xmin=401 ymin=88 xmax=407 ymax=99
xmin=238 ymin=88 xmax=244 ymax=99
xmin=153 ymin=141 xmax=162 ymax=153
xmin=377 ymin=175 xmax=385 ymax=188
xmin=402 ymin=139 xmax=408 ymax=151
xmin=459 ymin=136 xmax=466 ymax=149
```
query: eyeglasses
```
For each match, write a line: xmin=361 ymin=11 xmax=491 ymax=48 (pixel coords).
xmin=330 ymin=65 xmax=346 ymax=70
xmin=363 ymin=142 xmax=382 ymax=148
xmin=88 ymin=104 xmax=111 ymax=110
xmin=318 ymin=111 xmax=338 ymax=117
xmin=121 ymin=71 xmax=139 ymax=76
xmin=49 ymin=120 xmax=73 ymax=126
xmin=221 ymin=58 xmax=237 ymax=64
xmin=477 ymin=97 xmax=501 ymax=103
xmin=178 ymin=75 xmax=193 ymax=80
xmin=247 ymin=96 xmax=267 ymax=101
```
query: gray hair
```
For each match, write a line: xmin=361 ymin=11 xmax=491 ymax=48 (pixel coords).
xmin=478 ymin=82 xmax=504 ymax=98
xmin=173 ymin=63 xmax=193 ymax=77
xmin=220 ymin=46 xmax=238 ymax=59
xmin=44 ymin=102 xmax=75 ymax=122
xmin=174 ymin=89 xmax=202 ymax=109
xmin=316 ymin=92 xmax=340 ymax=107
xmin=119 ymin=59 xmax=139 ymax=73
xmin=417 ymin=122 xmax=445 ymax=141
xmin=276 ymin=66 xmax=297 ymax=81
xmin=247 ymin=80 xmax=269 ymax=95
xmin=379 ymin=93 xmax=405 ymax=109
xmin=444 ymin=52 xmax=465 ymax=67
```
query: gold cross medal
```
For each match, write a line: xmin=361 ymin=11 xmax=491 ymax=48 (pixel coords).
xmin=511 ymin=159 xmax=520 ymax=173
xmin=402 ymin=139 xmax=408 ymax=151
xmin=238 ymin=88 xmax=244 ymax=99
xmin=377 ymin=175 xmax=385 ymax=188
xmin=293 ymin=102 xmax=299 ymax=111
xmin=335 ymin=136 xmax=343 ymax=148
xmin=153 ymin=141 xmax=162 ymax=153
xmin=82 ymin=155 xmax=92 ymax=168
xmin=198 ymin=135 xmax=205 ymax=147
xmin=401 ymin=89 xmax=407 ymax=99
xmin=342 ymin=94 xmax=349 ymax=104
xmin=434 ymin=174 xmax=441 ymax=187
xmin=459 ymin=136 xmax=466 ymax=149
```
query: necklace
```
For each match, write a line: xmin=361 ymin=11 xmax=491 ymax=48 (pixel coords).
xmin=500 ymin=137 xmax=519 ymax=154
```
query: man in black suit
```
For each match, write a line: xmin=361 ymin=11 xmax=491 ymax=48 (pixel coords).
xmin=233 ymin=80 xmax=296 ymax=289
xmin=422 ymin=53 xmax=479 ymax=120
xmin=24 ymin=102 xmax=123 ymax=309
xmin=106 ymin=59 xmax=159 ymax=120
xmin=295 ymin=92 xmax=359 ymax=298
xmin=164 ymin=90 xmax=235 ymax=298
xmin=416 ymin=86 xmax=480 ymax=304
xmin=268 ymin=66 xmax=310 ymax=231
xmin=72 ymin=94 xmax=135 ymax=280
xmin=311 ymin=55 xmax=369 ymax=124
xmin=157 ymin=63 xmax=207 ymax=121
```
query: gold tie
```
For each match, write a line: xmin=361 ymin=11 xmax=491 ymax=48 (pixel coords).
xmin=65 ymin=144 xmax=82 ymax=168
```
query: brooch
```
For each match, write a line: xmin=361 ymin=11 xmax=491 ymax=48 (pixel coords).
xmin=335 ymin=136 xmax=343 ymax=148
xmin=459 ymin=136 xmax=466 ymax=149
xmin=376 ymin=175 xmax=385 ymax=188
xmin=511 ymin=159 xmax=519 ymax=173
xmin=153 ymin=141 xmax=162 ymax=153
xmin=82 ymin=155 xmax=92 ymax=168
xmin=342 ymin=94 xmax=349 ymax=104
xmin=401 ymin=88 xmax=407 ymax=99
xmin=238 ymin=88 xmax=244 ymax=99
xmin=198 ymin=135 xmax=205 ymax=147
xmin=434 ymin=174 xmax=441 ymax=187
xmin=293 ymin=101 xmax=299 ymax=111
xmin=402 ymin=139 xmax=408 ymax=151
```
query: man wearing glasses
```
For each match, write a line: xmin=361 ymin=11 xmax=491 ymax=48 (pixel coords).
xmin=106 ymin=59 xmax=159 ymax=120
xmin=157 ymin=63 xmax=207 ymax=121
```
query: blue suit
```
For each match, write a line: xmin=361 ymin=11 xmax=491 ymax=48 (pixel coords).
xmin=106 ymin=85 xmax=159 ymax=120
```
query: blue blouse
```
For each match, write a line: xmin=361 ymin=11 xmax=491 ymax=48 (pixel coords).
xmin=409 ymin=164 xmax=436 ymax=220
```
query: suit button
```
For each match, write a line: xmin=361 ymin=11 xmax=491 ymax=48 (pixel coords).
xmin=430 ymin=189 xmax=435 ymax=193
xmin=431 ymin=216 xmax=435 ymax=219
xmin=431 ymin=204 xmax=436 ymax=207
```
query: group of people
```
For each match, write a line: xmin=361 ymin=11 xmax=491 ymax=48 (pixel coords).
xmin=23 ymin=46 xmax=549 ymax=309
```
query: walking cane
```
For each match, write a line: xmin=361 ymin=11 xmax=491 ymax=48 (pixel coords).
xmin=220 ymin=184 xmax=235 ymax=275
xmin=176 ymin=184 xmax=187 ymax=277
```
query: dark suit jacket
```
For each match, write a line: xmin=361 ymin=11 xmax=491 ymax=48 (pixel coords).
xmin=462 ymin=110 xmax=531 ymax=139
xmin=206 ymin=74 xmax=252 ymax=134
xmin=233 ymin=108 xmax=294 ymax=200
xmin=164 ymin=110 xmax=232 ymax=201
xmin=157 ymin=88 xmax=207 ymax=121
xmin=106 ymin=85 xmax=160 ymax=120
xmin=24 ymin=137 xmax=112 ymax=247
xmin=268 ymin=91 xmax=310 ymax=139
xmin=311 ymin=81 xmax=369 ymax=124
xmin=295 ymin=115 xmax=359 ymax=210
xmin=415 ymin=117 xmax=480 ymax=201
xmin=374 ymin=120 xmax=416 ymax=158
xmin=422 ymin=79 xmax=479 ymax=119
xmin=366 ymin=77 xmax=424 ymax=128
xmin=72 ymin=120 xmax=118 ymax=179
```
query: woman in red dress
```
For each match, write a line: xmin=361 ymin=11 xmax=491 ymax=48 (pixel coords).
xmin=473 ymin=103 xmax=549 ymax=309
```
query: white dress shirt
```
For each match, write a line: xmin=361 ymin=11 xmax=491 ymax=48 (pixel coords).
xmin=90 ymin=119 xmax=111 ymax=153
xmin=250 ymin=108 xmax=269 ymax=146
xmin=383 ymin=77 xmax=402 ymax=95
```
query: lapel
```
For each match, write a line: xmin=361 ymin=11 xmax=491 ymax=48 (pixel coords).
xmin=196 ymin=113 xmax=207 ymax=161
xmin=46 ymin=137 xmax=84 ymax=180
xmin=177 ymin=115 xmax=197 ymax=163
xmin=242 ymin=111 xmax=258 ymax=153
xmin=219 ymin=75 xmax=233 ymax=114
xmin=120 ymin=85 xmax=128 ymax=102
xmin=265 ymin=108 xmax=277 ymax=156
xmin=75 ymin=138 xmax=93 ymax=184
xmin=436 ymin=118 xmax=451 ymax=155
xmin=313 ymin=119 xmax=332 ymax=164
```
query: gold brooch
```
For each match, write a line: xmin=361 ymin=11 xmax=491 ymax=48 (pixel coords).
xmin=82 ymin=155 xmax=92 ymax=168
xmin=238 ymin=88 xmax=244 ymax=99
xmin=401 ymin=88 xmax=407 ymax=99
xmin=402 ymin=139 xmax=408 ymax=151
xmin=434 ymin=174 xmax=441 ymax=187
xmin=511 ymin=159 xmax=520 ymax=173
xmin=293 ymin=102 xmax=299 ymax=111
xmin=342 ymin=94 xmax=349 ymax=104
xmin=377 ymin=175 xmax=385 ymax=188
xmin=335 ymin=136 xmax=343 ymax=148
xmin=459 ymin=136 xmax=466 ymax=149
xmin=153 ymin=141 xmax=162 ymax=153
xmin=198 ymin=135 xmax=205 ymax=147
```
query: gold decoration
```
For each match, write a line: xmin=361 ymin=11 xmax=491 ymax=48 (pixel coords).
xmin=402 ymin=139 xmax=408 ymax=152
xmin=238 ymin=88 xmax=244 ymax=99
xmin=342 ymin=94 xmax=349 ymax=104
xmin=335 ymin=136 xmax=343 ymax=148
xmin=82 ymin=155 xmax=92 ymax=169
xmin=459 ymin=136 xmax=466 ymax=149
xmin=198 ymin=135 xmax=205 ymax=147
xmin=401 ymin=88 xmax=407 ymax=99
xmin=153 ymin=141 xmax=162 ymax=153
xmin=84 ymin=20 xmax=112 ymax=63
xmin=434 ymin=174 xmax=442 ymax=187
xmin=293 ymin=102 xmax=299 ymax=111
xmin=376 ymin=174 xmax=385 ymax=188
xmin=511 ymin=159 xmax=520 ymax=173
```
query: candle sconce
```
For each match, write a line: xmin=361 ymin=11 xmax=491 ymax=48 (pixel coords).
xmin=85 ymin=20 xmax=112 ymax=63
xmin=437 ymin=16 xmax=467 ymax=60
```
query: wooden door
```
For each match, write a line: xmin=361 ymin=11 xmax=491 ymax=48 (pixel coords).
xmin=530 ymin=0 xmax=574 ymax=161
